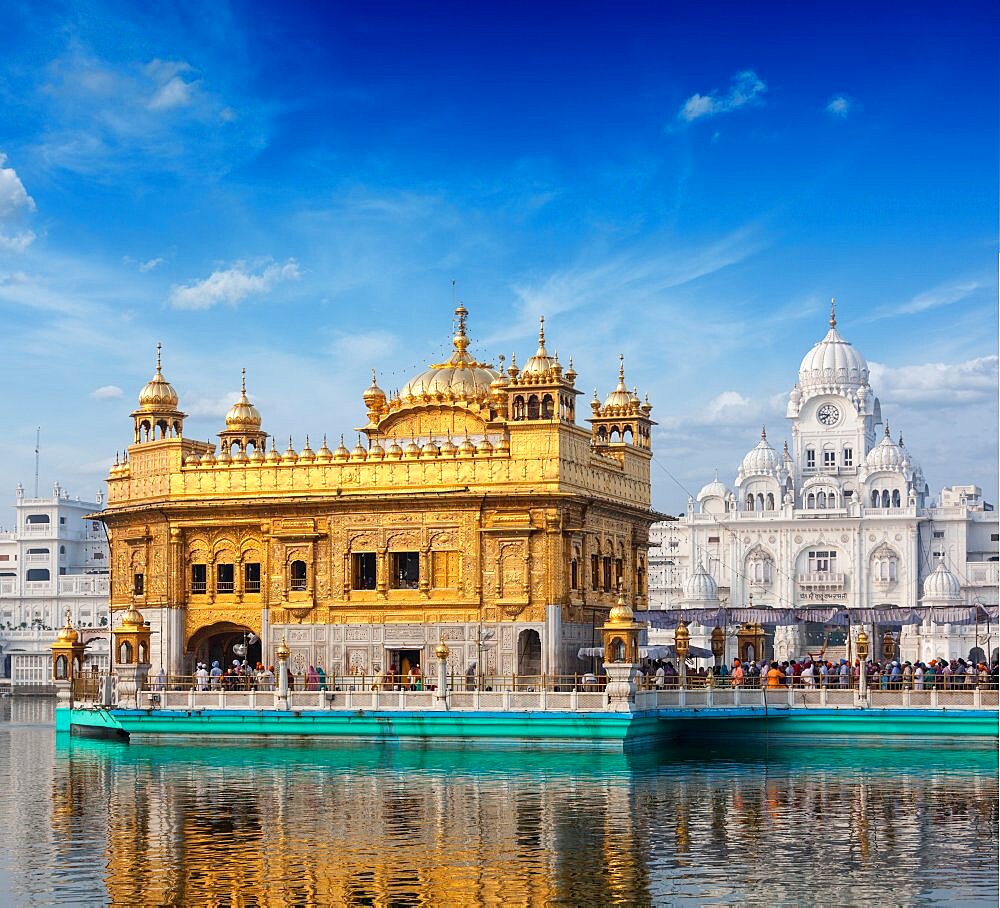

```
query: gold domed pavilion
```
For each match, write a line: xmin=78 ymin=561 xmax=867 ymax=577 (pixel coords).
xmin=96 ymin=305 xmax=658 ymax=677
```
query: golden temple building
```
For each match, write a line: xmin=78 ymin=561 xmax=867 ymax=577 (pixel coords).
xmin=97 ymin=306 xmax=658 ymax=677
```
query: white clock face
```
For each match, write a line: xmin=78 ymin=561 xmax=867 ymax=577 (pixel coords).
xmin=817 ymin=404 xmax=840 ymax=426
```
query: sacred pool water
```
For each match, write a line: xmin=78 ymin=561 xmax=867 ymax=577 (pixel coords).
xmin=1 ymin=699 xmax=997 ymax=906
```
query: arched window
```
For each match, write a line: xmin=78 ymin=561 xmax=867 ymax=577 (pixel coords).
xmin=871 ymin=490 xmax=879 ymax=508
xmin=541 ymin=394 xmax=554 ymax=418
xmin=756 ymin=493 xmax=765 ymax=511
xmin=527 ymin=396 xmax=540 ymax=419
xmin=609 ymin=637 xmax=626 ymax=663
xmin=766 ymin=493 xmax=775 ymax=511
xmin=118 ymin=641 xmax=133 ymax=664
xmin=746 ymin=494 xmax=755 ymax=511
xmin=807 ymin=493 xmax=816 ymax=509
xmin=817 ymin=492 xmax=827 ymax=509
xmin=892 ymin=489 xmax=901 ymax=508
xmin=881 ymin=490 xmax=891 ymax=508
xmin=55 ymin=655 xmax=68 ymax=679
xmin=290 ymin=560 xmax=308 ymax=591
xmin=806 ymin=448 xmax=816 ymax=469
xmin=512 ymin=396 xmax=525 ymax=420
xmin=139 ymin=641 xmax=148 ymax=662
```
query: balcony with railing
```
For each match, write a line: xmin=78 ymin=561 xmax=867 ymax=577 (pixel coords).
xmin=965 ymin=561 xmax=1000 ymax=586
xmin=796 ymin=571 xmax=846 ymax=591
xmin=58 ymin=576 xmax=110 ymax=596
xmin=25 ymin=553 xmax=50 ymax=563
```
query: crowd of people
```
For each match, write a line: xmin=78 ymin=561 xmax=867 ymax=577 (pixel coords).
xmin=638 ymin=655 xmax=1000 ymax=690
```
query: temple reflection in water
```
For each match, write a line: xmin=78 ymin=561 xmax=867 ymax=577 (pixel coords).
xmin=41 ymin=725 xmax=997 ymax=906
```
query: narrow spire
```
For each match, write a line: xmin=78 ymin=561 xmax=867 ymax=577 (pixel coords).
xmin=304 ymin=434 xmax=310 ymax=447
xmin=538 ymin=314 xmax=545 ymax=347
xmin=241 ymin=367 xmax=247 ymax=395
xmin=761 ymin=425 xmax=767 ymax=440
xmin=497 ymin=352 xmax=505 ymax=375
xmin=618 ymin=353 xmax=625 ymax=383
xmin=884 ymin=420 xmax=891 ymax=438
xmin=371 ymin=368 xmax=377 ymax=384
xmin=829 ymin=297 xmax=837 ymax=328
xmin=898 ymin=432 xmax=904 ymax=447
xmin=155 ymin=342 xmax=162 ymax=373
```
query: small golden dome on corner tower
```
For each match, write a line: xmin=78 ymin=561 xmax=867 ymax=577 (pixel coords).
xmin=225 ymin=369 xmax=263 ymax=431
xmin=118 ymin=605 xmax=146 ymax=630
xmin=56 ymin=609 xmax=79 ymax=645
xmin=137 ymin=343 xmax=180 ymax=409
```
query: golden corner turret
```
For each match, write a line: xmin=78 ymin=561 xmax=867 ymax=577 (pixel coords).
xmin=96 ymin=301 xmax=659 ymax=679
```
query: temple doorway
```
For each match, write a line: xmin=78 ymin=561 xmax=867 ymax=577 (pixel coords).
xmin=386 ymin=648 xmax=422 ymax=686
xmin=517 ymin=629 xmax=542 ymax=675
xmin=188 ymin=622 xmax=261 ymax=673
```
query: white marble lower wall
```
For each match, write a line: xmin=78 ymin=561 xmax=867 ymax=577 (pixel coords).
xmin=268 ymin=618 xmax=601 ymax=677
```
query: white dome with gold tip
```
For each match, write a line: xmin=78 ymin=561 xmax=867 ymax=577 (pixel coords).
xmin=798 ymin=299 xmax=869 ymax=393
xmin=399 ymin=305 xmax=499 ymax=401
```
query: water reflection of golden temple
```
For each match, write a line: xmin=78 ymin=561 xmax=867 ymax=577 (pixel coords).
xmin=98 ymin=307 xmax=658 ymax=677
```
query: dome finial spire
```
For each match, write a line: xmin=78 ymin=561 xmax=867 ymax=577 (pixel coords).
xmin=538 ymin=315 xmax=545 ymax=347
xmin=241 ymin=367 xmax=246 ymax=395
xmin=761 ymin=425 xmax=767 ymax=440
xmin=885 ymin=420 xmax=891 ymax=438
xmin=829 ymin=297 xmax=837 ymax=328
xmin=156 ymin=341 xmax=162 ymax=373
xmin=618 ymin=352 xmax=625 ymax=384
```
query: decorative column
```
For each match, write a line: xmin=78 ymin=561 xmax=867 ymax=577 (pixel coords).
xmin=435 ymin=641 xmax=449 ymax=707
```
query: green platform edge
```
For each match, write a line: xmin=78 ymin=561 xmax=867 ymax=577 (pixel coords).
xmin=60 ymin=706 xmax=1000 ymax=749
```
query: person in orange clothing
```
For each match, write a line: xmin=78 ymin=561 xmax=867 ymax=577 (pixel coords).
xmin=766 ymin=661 xmax=785 ymax=689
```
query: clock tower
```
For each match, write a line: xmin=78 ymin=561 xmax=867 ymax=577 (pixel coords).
xmin=785 ymin=300 xmax=881 ymax=496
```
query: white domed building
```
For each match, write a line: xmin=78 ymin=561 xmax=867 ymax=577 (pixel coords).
xmin=649 ymin=301 xmax=999 ymax=664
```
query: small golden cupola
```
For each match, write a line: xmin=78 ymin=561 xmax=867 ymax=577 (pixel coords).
xmin=505 ymin=315 xmax=580 ymax=423
xmin=362 ymin=370 xmax=387 ymax=427
xmin=132 ymin=343 xmax=186 ymax=443
xmin=217 ymin=368 xmax=268 ymax=458
xmin=590 ymin=354 xmax=655 ymax=453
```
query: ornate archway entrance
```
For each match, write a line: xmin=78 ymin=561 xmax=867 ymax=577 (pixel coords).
xmin=187 ymin=621 xmax=262 ymax=673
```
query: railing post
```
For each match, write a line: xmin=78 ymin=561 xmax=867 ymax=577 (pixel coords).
xmin=733 ymin=686 xmax=740 ymax=708
xmin=571 ymin=688 xmax=578 ymax=710
xmin=931 ymin=687 xmax=939 ymax=708
xmin=974 ymin=686 xmax=982 ymax=709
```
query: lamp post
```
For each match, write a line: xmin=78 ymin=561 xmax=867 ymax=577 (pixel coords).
xmin=675 ymin=621 xmax=690 ymax=689
xmin=435 ymin=640 xmax=449 ymax=704
xmin=856 ymin=628 xmax=869 ymax=701
xmin=276 ymin=636 xmax=290 ymax=708
xmin=710 ymin=626 xmax=725 ymax=668
xmin=881 ymin=630 xmax=896 ymax=663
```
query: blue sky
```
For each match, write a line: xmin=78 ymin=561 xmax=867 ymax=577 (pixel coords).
xmin=0 ymin=0 xmax=996 ymax=522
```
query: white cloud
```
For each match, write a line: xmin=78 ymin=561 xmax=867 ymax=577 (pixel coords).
xmin=138 ymin=257 xmax=164 ymax=272
xmin=168 ymin=259 xmax=301 ymax=310
xmin=869 ymin=356 xmax=998 ymax=406
xmin=90 ymin=385 xmax=123 ymax=400
xmin=0 ymin=230 xmax=36 ymax=253
xmin=148 ymin=76 xmax=196 ymax=111
xmin=0 ymin=153 xmax=36 ymax=217
xmin=183 ymin=391 xmax=240 ymax=418
xmin=826 ymin=95 xmax=853 ymax=118
xmin=678 ymin=70 xmax=767 ymax=123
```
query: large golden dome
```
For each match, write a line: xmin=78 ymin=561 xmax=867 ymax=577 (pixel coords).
xmin=399 ymin=306 xmax=499 ymax=401
xmin=224 ymin=369 xmax=262 ymax=430
xmin=137 ymin=344 xmax=180 ymax=410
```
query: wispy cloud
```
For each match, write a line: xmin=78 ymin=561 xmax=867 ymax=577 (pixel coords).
xmin=139 ymin=257 xmax=164 ymax=272
xmin=677 ymin=70 xmax=767 ymax=123
xmin=90 ymin=385 xmax=123 ymax=400
xmin=145 ymin=59 xmax=198 ymax=111
xmin=860 ymin=277 xmax=986 ymax=322
xmin=826 ymin=95 xmax=854 ymax=118
xmin=168 ymin=259 xmax=301 ymax=310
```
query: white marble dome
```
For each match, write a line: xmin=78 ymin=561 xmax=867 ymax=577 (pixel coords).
xmin=865 ymin=427 xmax=906 ymax=472
xmin=697 ymin=477 xmax=731 ymax=502
xmin=798 ymin=307 xmax=869 ymax=392
xmin=684 ymin=561 xmax=718 ymax=601
xmin=739 ymin=430 xmax=780 ymax=477
xmin=922 ymin=560 xmax=962 ymax=601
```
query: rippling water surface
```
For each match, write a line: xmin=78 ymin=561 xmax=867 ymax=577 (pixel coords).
xmin=0 ymin=699 xmax=997 ymax=906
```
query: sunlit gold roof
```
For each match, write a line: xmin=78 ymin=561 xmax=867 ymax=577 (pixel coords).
xmin=137 ymin=344 xmax=180 ymax=410
xmin=117 ymin=605 xmax=146 ymax=630
xmin=224 ymin=369 xmax=263 ymax=431
xmin=398 ymin=305 xmax=499 ymax=401
xmin=55 ymin=609 xmax=79 ymax=645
